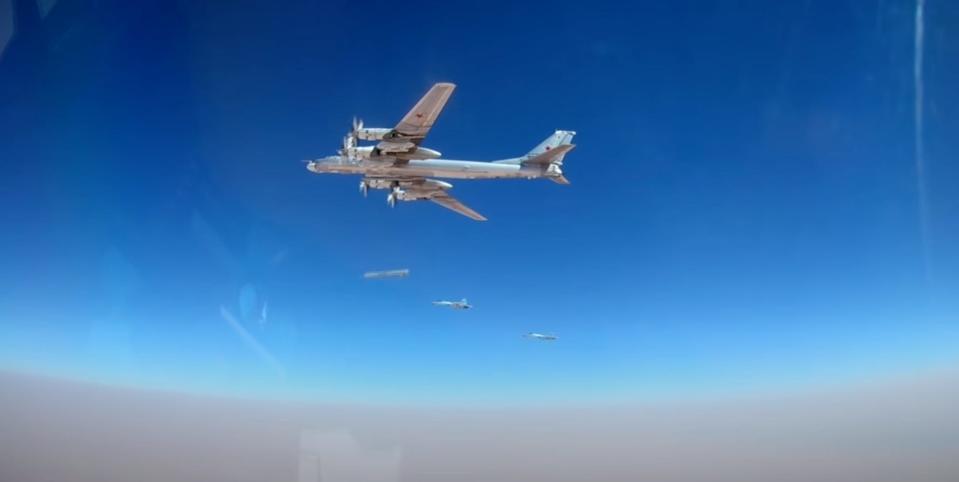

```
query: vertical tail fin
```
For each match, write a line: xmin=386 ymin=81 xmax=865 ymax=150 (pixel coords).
xmin=526 ymin=130 xmax=576 ymax=163
xmin=495 ymin=130 xmax=576 ymax=165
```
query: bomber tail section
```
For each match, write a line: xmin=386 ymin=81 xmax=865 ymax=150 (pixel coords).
xmin=524 ymin=130 xmax=576 ymax=164
xmin=494 ymin=130 xmax=576 ymax=170
xmin=494 ymin=130 xmax=576 ymax=184
xmin=524 ymin=143 xmax=575 ymax=166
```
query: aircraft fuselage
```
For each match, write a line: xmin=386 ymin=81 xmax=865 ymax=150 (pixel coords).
xmin=308 ymin=157 xmax=546 ymax=181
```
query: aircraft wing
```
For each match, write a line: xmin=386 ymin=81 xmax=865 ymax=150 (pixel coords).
xmin=366 ymin=175 xmax=486 ymax=221
xmin=430 ymin=191 xmax=487 ymax=221
xmin=377 ymin=83 xmax=455 ymax=154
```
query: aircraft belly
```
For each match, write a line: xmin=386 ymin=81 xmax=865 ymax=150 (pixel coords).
xmin=376 ymin=161 xmax=523 ymax=180
xmin=332 ymin=161 xmax=534 ymax=181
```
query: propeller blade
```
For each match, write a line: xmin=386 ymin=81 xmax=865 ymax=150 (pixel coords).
xmin=342 ymin=134 xmax=357 ymax=158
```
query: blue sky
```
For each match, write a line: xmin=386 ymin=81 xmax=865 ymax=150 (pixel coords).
xmin=1 ymin=0 xmax=957 ymax=404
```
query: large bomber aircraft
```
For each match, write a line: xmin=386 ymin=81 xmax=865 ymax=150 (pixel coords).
xmin=306 ymin=83 xmax=576 ymax=221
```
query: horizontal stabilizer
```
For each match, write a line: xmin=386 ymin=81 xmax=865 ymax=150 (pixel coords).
xmin=523 ymin=143 xmax=576 ymax=165
xmin=549 ymin=175 xmax=571 ymax=185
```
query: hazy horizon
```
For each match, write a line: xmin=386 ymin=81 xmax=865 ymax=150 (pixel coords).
xmin=3 ymin=368 xmax=959 ymax=481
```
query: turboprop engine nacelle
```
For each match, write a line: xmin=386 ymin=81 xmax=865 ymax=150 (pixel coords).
xmin=343 ymin=145 xmax=375 ymax=160
xmin=396 ymin=147 xmax=442 ymax=160
xmin=364 ymin=179 xmax=395 ymax=190
xmin=395 ymin=188 xmax=438 ymax=202
xmin=418 ymin=179 xmax=453 ymax=190
xmin=385 ymin=179 xmax=453 ymax=206
xmin=363 ymin=178 xmax=452 ymax=193
xmin=355 ymin=128 xmax=393 ymax=141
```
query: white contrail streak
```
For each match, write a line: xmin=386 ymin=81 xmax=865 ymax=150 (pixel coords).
xmin=913 ymin=0 xmax=931 ymax=279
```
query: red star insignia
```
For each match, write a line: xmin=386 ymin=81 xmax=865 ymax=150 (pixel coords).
xmin=416 ymin=113 xmax=424 ymax=118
